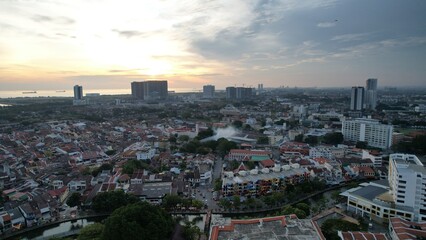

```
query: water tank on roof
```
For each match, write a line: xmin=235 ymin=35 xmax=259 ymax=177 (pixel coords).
xmin=282 ymin=165 xmax=291 ymax=171
xmin=291 ymin=163 xmax=300 ymax=169
xmin=261 ymin=168 xmax=270 ymax=174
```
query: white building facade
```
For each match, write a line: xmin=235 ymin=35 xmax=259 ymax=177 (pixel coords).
xmin=342 ymin=118 xmax=393 ymax=149
xmin=342 ymin=154 xmax=426 ymax=223
xmin=388 ymin=154 xmax=426 ymax=221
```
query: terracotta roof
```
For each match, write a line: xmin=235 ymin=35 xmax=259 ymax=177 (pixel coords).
xmin=260 ymin=159 xmax=275 ymax=168
xmin=340 ymin=231 xmax=389 ymax=240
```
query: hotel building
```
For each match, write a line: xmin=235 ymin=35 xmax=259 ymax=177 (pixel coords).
xmin=342 ymin=154 xmax=426 ymax=223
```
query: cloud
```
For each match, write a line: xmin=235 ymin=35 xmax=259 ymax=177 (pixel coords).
xmin=31 ymin=14 xmax=74 ymax=25
xmin=331 ymin=33 xmax=369 ymax=42
xmin=317 ymin=21 xmax=337 ymax=28
xmin=112 ymin=29 xmax=147 ymax=38
xmin=109 ymin=69 xmax=147 ymax=73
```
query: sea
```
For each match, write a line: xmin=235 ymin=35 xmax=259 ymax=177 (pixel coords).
xmin=0 ymin=88 xmax=200 ymax=99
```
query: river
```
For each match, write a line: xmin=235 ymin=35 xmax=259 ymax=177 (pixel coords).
xmin=12 ymin=214 xmax=208 ymax=240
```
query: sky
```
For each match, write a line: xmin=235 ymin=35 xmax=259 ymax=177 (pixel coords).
xmin=0 ymin=0 xmax=425 ymax=91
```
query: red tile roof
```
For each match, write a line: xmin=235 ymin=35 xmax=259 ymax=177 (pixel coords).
xmin=340 ymin=231 xmax=389 ymax=240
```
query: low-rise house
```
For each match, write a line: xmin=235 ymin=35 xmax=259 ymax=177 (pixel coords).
xmin=90 ymin=171 xmax=111 ymax=186
xmin=140 ymin=182 xmax=174 ymax=205
xmin=68 ymin=179 xmax=87 ymax=191
xmin=130 ymin=170 xmax=146 ymax=185
xmin=198 ymin=164 xmax=212 ymax=185
xmin=0 ymin=212 xmax=11 ymax=233
xmin=18 ymin=203 xmax=36 ymax=227
xmin=184 ymin=170 xmax=200 ymax=187
xmin=259 ymin=159 xmax=275 ymax=169
xmin=8 ymin=208 xmax=25 ymax=230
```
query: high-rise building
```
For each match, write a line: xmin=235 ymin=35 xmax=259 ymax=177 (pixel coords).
xmin=342 ymin=118 xmax=393 ymax=149
xmin=131 ymin=82 xmax=144 ymax=99
xmin=203 ymin=85 xmax=215 ymax=98
xmin=73 ymin=85 xmax=83 ymax=100
xmin=131 ymin=80 xmax=168 ymax=100
xmin=226 ymin=86 xmax=253 ymax=100
xmin=388 ymin=154 xmax=426 ymax=221
xmin=257 ymin=84 xmax=264 ymax=93
xmin=350 ymin=86 xmax=364 ymax=111
xmin=226 ymin=87 xmax=236 ymax=99
xmin=365 ymin=78 xmax=378 ymax=110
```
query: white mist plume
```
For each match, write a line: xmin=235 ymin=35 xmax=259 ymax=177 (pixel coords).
xmin=201 ymin=126 xmax=239 ymax=142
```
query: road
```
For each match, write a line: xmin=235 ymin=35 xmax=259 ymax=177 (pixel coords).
xmin=193 ymin=156 xmax=223 ymax=211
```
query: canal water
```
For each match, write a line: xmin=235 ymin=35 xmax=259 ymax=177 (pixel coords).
xmin=15 ymin=217 xmax=106 ymax=240
xmin=16 ymin=215 xmax=208 ymax=239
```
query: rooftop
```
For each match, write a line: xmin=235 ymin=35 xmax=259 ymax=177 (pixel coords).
xmin=210 ymin=215 xmax=321 ymax=240
xmin=351 ymin=185 xmax=389 ymax=202
xmin=223 ymin=167 xmax=308 ymax=185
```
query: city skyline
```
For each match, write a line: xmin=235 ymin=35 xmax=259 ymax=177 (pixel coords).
xmin=1 ymin=0 xmax=426 ymax=91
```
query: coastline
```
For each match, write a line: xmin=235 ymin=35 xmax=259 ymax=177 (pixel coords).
xmin=0 ymin=88 xmax=201 ymax=99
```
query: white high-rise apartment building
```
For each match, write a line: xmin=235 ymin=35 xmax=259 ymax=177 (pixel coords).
xmin=389 ymin=154 xmax=426 ymax=221
xmin=342 ymin=118 xmax=393 ymax=149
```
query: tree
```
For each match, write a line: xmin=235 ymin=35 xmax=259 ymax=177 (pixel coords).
xmin=182 ymin=220 xmax=202 ymax=240
xmin=355 ymin=141 xmax=368 ymax=149
xmin=257 ymin=136 xmax=269 ymax=145
xmin=102 ymin=202 xmax=174 ymax=240
xmin=214 ymin=179 xmax=223 ymax=191
xmin=196 ymin=128 xmax=214 ymax=140
xmin=392 ymin=135 xmax=426 ymax=155
xmin=232 ymin=120 xmax=243 ymax=129
xmin=295 ymin=134 xmax=304 ymax=143
xmin=246 ymin=161 xmax=256 ymax=170
xmin=192 ymin=200 xmax=204 ymax=210
xmin=162 ymin=195 xmax=182 ymax=211
xmin=304 ymin=136 xmax=318 ymax=145
xmin=78 ymin=223 xmax=104 ymax=240
xmin=178 ymin=135 xmax=190 ymax=142
xmin=321 ymin=219 xmax=363 ymax=240
xmin=66 ymin=192 xmax=81 ymax=208
xmin=168 ymin=136 xmax=177 ymax=143
xmin=229 ymin=160 xmax=239 ymax=171
xmin=92 ymin=190 xmax=139 ymax=213
xmin=216 ymin=138 xmax=237 ymax=157
xmin=322 ymin=132 xmax=344 ymax=145
xmin=232 ymin=195 xmax=241 ymax=210
xmin=281 ymin=206 xmax=306 ymax=219
xmin=122 ymin=159 xmax=150 ymax=175
xmin=105 ymin=150 xmax=116 ymax=156
xmin=245 ymin=198 xmax=256 ymax=209
xmin=218 ymin=198 xmax=232 ymax=211
xmin=295 ymin=203 xmax=310 ymax=216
